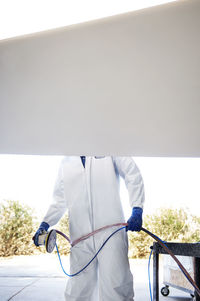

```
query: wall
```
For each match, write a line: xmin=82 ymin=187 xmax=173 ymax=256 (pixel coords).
xmin=0 ymin=0 xmax=199 ymax=156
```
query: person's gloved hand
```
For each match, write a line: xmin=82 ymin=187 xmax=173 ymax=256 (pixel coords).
xmin=33 ymin=222 xmax=49 ymax=246
xmin=126 ymin=207 xmax=143 ymax=232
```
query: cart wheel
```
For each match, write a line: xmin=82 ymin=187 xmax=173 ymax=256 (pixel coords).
xmin=161 ymin=286 xmax=170 ymax=296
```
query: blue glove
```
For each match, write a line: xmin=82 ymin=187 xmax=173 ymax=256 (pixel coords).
xmin=33 ymin=222 xmax=49 ymax=246
xmin=126 ymin=207 xmax=143 ymax=232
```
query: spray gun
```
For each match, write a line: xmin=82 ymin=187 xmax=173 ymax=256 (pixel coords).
xmin=36 ymin=229 xmax=57 ymax=253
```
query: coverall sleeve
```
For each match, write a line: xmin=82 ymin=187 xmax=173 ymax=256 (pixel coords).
xmin=43 ymin=160 xmax=67 ymax=227
xmin=113 ymin=157 xmax=145 ymax=209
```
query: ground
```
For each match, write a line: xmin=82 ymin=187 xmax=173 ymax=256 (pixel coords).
xmin=0 ymin=255 xmax=193 ymax=300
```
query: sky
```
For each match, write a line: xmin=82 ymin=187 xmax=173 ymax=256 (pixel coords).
xmin=0 ymin=0 xmax=199 ymax=221
xmin=0 ymin=155 xmax=200 ymax=221
xmin=0 ymin=0 xmax=178 ymax=40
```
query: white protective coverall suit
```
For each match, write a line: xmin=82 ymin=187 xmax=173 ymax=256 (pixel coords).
xmin=43 ymin=156 xmax=145 ymax=301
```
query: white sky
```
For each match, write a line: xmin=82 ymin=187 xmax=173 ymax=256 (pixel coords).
xmin=0 ymin=155 xmax=200 ymax=221
xmin=1 ymin=0 xmax=199 ymax=222
xmin=0 ymin=0 xmax=178 ymax=41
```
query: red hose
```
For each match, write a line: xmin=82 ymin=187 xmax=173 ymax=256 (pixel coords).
xmin=55 ymin=223 xmax=200 ymax=297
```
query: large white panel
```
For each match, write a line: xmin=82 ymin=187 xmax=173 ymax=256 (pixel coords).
xmin=0 ymin=0 xmax=200 ymax=156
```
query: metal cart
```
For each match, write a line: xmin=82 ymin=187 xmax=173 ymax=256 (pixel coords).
xmin=161 ymin=255 xmax=194 ymax=298
xmin=152 ymin=242 xmax=200 ymax=301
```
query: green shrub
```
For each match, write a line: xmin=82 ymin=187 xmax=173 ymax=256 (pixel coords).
xmin=1 ymin=201 xmax=200 ymax=260
xmin=0 ymin=200 xmax=37 ymax=257
xmin=128 ymin=207 xmax=200 ymax=259
xmin=0 ymin=200 xmax=70 ymax=257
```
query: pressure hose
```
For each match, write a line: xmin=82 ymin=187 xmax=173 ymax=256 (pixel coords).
xmin=141 ymin=227 xmax=200 ymax=297
xmin=52 ymin=224 xmax=200 ymax=297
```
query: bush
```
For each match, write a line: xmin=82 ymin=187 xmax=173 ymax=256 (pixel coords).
xmin=1 ymin=201 xmax=200 ymax=260
xmin=0 ymin=200 xmax=70 ymax=257
xmin=0 ymin=200 xmax=37 ymax=257
xmin=128 ymin=207 xmax=200 ymax=259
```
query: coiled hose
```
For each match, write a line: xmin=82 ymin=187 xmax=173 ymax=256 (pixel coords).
xmin=55 ymin=223 xmax=200 ymax=297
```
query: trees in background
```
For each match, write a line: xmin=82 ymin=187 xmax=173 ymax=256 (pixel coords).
xmin=0 ymin=200 xmax=36 ymax=256
xmin=128 ymin=207 xmax=200 ymax=258
xmin=1 ymin=200 xmax=200 ymax=258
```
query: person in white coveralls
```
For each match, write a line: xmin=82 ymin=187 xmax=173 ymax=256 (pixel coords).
xmin=33 ymin=156 xmax=145 ymax=301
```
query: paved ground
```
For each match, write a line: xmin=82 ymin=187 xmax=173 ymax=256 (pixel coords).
xmin=0 ymin=255 xmax=193 ymax=300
